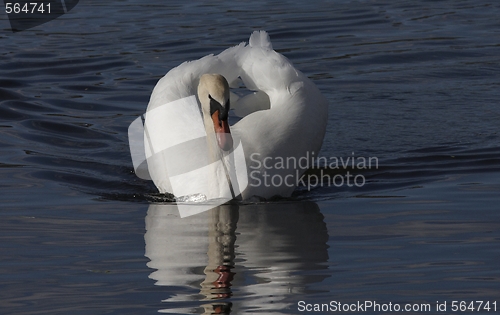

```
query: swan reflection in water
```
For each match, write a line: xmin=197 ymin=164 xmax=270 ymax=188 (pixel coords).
xmin=145 ymin=202 xmax=329 ymax=314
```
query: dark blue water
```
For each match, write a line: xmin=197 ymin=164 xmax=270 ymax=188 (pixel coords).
xmin=1 ymin=1 xmax=499 ymax=314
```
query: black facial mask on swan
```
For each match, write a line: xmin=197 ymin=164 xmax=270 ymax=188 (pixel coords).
xmin=209 ymin=94 xmax=230 ymax=123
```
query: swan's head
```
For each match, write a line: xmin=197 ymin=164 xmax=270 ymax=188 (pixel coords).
xmin=198 ymin=74 xmax=233 ymax=151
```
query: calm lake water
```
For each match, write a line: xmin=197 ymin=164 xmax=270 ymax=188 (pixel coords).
xmin=1 ymin=0 xmax=500 ymax=314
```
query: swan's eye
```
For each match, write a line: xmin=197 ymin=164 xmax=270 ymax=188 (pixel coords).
xmin=209 ymin=95 xmax=229 ymax=121
xmin=219 ymin=100 xmax=230 ymax=121
xmin=209 ymin=96 xmax=223 ymax=117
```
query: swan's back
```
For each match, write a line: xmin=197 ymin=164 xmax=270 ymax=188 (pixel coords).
xmin=231 ymin=32 xmax=328 ymax=197
xmin=238 ymin=31 xmax=302 ymax=96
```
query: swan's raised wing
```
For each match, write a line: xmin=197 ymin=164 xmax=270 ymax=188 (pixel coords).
xmin=144 ymin=44 xmax=246 ymax=197
xmin=147 ymin=44 xmax=245 ymax=112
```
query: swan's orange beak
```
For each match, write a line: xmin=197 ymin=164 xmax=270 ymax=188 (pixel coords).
xmin=212 ymin=110 xmax=233 ymax=151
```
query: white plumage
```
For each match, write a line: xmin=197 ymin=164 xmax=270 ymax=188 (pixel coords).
xmin=144 ymin=31 xmax=328 ymax=200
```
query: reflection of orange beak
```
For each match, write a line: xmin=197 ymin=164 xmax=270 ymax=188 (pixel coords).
xmin=211 ymin=110 xmax=233 ymax=151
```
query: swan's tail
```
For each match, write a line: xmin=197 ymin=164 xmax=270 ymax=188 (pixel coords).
xmin=249 ymin=30 xmax=273 ymax=50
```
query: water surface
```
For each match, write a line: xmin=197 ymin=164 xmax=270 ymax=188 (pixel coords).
xmin=1 ymin=0 xmax=499 ymax=314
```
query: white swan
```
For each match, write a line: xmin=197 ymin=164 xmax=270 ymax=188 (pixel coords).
xmin=143 ymin=31 xmax=328 ymax=200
